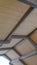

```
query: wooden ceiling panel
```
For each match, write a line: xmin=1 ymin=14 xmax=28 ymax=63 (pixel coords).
xmin=0 ymin=0 xmax=30 ymax=40
xmin=12 ymin=9 xmax=37 ymax=35
xmin=14 ymin=39 xmax=35 ymax=56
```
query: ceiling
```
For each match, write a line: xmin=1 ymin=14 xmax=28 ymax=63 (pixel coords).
xmin=0 ymin=0 xmax=37 ymax=65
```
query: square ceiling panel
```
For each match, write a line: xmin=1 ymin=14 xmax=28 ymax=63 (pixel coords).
xmin=12 ymin=9 xmax=37 ymax=36
xmin=0 ymin=0 xmax=30 ymax=40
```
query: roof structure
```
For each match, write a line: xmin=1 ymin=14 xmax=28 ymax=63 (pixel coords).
xmin=0 ymin=0 xmax=37 ymax=65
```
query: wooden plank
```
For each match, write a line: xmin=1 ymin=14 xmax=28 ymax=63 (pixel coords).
xmin=0 ymin=0 xmax=30 ymax=40
xmin=12 ymin=9 xmax=37 ymax=36
xmin=14 ymin=39 xmax=35 ymax=56
xmin=29 ymin=30 xmax=37 ymax=44
xmin=23 ymin=55 xmax=37 ymax=65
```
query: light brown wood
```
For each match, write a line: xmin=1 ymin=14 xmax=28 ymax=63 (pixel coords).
xmin=0 ymin=0 xmax=30 ymax=40
xmin=12 ymin=9 xmax=37 ymax=36
xmin=15 ymin=39 xmax=35 ymax=55
xmin=23 ymin=55 xmax=37 ymax=65
xmin=30 ymin=30 xmax=37 ymax=44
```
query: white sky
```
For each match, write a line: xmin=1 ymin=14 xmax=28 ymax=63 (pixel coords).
xmin=0 ymin=56 xmax=9 ymax=65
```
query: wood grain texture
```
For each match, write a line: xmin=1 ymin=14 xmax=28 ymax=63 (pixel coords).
xmin=15 ymin=39 xmax=35 ymax=56
xmin=12 ymin=9 xmax=37 ymax=35
xmin=0 ymin=0 xmax=30 ymax=40
xmin=23 ymin=55 xmax=37 ymax=65
xmin=30 ymin=30 xmax=37 ymax=44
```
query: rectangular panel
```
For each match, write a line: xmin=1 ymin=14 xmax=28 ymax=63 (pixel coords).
xmin=0 ymin=0 xmax=30 ymax=40
xmin=12 ymin=9 xmax=37 ymax=35
xmin=23 ymin=55 xmax=37 ymax=65
xmin=29 ymin=29 xmax=37 ymax=44
xmin=14 ymin=39 xmax=35 ymax=56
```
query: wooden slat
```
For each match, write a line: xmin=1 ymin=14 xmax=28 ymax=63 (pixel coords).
xmin=23 ymin=55 xmax=37 ymax=65
xmin=14 ymin=39 xmax=35 ymax=56
xmin=29 ymin=30 xmax=37 ymax=44
xmin=12 ymin=9 xmax=37 ymax=36
xmin=0 ymin=0 xmax=30 ymax=40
